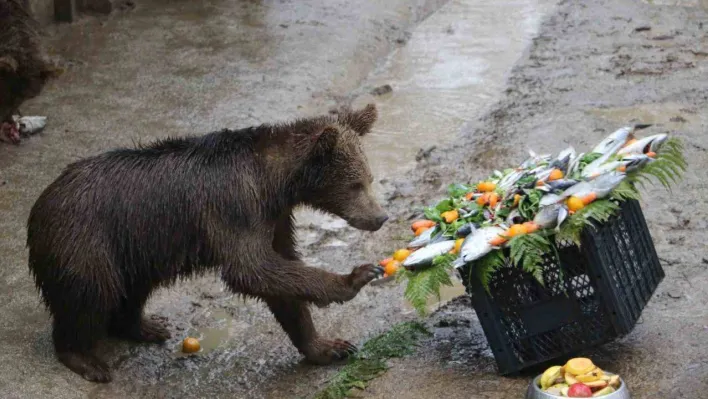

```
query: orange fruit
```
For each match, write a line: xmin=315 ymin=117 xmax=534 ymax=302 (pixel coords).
xmin=476 ymin=193 xmax=489 ymax=206
xmin=567 ymin=196 xmax=585 ymax=212
xmin=488 ymin=192 xmax=500 ymax=208
xmin=536 ymin=180 xmax=545 ymax=187
xmin=477 ymin=181 xmax=496 ymax=192
xmin=617 ymin=165 xmax=627 ymax=172
xmin=393 ymin=249 xmax=411 ymax=262
xmin=441 ymin=210 xmax=459 ymax=223
xmin=489 ymin=235 xmax=507 ymax=246
xmin=465 ymin=192 xmax=475 ymax=201
xmin=182 ymin=337 xmax=200 ymax=353
xmin=379 ymin=257 xmax=393 ymax=267
xmin=453 ymin=238 xmax=464 ymax=254
xmin=523 ymin=221 xmax=539 ymax=234
xmin=507 ymin=224 xmax=528 ymax=238
xmin=513 ymin=194 xmax=522 ymax=207
xmin=411 ymin=220 xmax=435 ymax=232
xmin=384 ymin=260 xmax=401 ymax=276
xmin=581 ymin=192 xmax=597 ymax=205
xmin=414 ymin=226 xmax=430 ymax=236
xmin=646 ymin=151 xmax=657 ymax=158
xmin=548 ymin=169 xmax=564 ymax=181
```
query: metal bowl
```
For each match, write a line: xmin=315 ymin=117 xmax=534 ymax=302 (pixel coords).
xmin=526 ymin=372 xmax=631 ymax=399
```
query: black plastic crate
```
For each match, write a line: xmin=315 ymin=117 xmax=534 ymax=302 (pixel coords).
xmin=460 ymin=199 xmax=664 ymax=375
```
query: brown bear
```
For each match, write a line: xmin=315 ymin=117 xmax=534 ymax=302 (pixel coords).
xmin=0 ymin=0 xmax=61 ymax=143
xmin=26 ymin=104 xmax=388 ymax=383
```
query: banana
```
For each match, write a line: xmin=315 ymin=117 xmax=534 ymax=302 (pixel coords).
xmin=564 ymin=372 xmax=579 ymax=385
xmin=540 ymin=366 xmax=563 ymax=390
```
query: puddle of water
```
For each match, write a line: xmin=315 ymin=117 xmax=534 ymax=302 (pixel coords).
xmin=173 ymin=308 xmax=237 ymax=356
xmin=361 ymin=0 xmax=556 ymax=179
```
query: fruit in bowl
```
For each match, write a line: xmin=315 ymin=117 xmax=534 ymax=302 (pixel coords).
xmin=538 ymin=358 xmax=622 ymax=397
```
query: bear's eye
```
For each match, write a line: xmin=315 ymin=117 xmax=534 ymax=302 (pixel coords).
xmin=349 ymin=182 xmax=364 ymax=190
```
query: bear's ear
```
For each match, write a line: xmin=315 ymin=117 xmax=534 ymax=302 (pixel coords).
xmin=310 ymin=125 xmax=339 ymax=153
xmin=0 ymin=56 xmax=18 ymax=73
xmin=341 ymin=103 xmax=377 ymax=136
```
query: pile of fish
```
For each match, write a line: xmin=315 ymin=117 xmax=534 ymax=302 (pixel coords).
xmin=392 ymin=125 xmax=668 ymax=272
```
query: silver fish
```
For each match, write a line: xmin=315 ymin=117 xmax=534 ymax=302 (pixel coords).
xmin=567 ymin=151 xmax=585 ymax=176
xmin=533 ymin=203 xmax=569 ymax=230
xmin=589 ymin=171 xmax=626 ymax=198
xmin=584 ymin=161 xmax=625 ymax=178
xmin=617 ymin=133 xmax=668 ymax=156
xmin=546 ymin=179 xmax=580 ymax=191
xmin=408 ymin=227 xmax=436 ymax=248
xmin=15 ymin=115 xmax=47 ymax=136
xmin=454 ymin=226 xmax=507 ymax=267
xmin=559 ymin=181 xmax=593 ymax=199
xmin=582 ymin=136 xmax=628 ymax=178
xmin=621 ymin=154 xmax=653 ymax=172
xmin=539 ymin=193 xmax=565 ymax=207
xmin=592 ymin=126 xmax=633 ymax=155
xmin=498 ymin=170 xmax=525 ymax=191
xmin=403 ymin=240 xmax=455 ymax=269
xmin=550 ymin=146 xmax=576 ymax=171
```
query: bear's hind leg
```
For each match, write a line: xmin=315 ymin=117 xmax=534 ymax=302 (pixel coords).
xmin=265 ymin=297 xmax=357 ymax=365
xmin=109 ymin=288 xmax=170 ymax=343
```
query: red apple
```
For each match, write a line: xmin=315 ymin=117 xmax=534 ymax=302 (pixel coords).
xmin=567 ymin=383 xmax=593 ymax=397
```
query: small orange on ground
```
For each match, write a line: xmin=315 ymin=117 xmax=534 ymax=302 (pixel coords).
xmin=476 ymin=192 xmax=490 ymax=206
xmin=489 ymin=235 xmax=507 ymax=247
xmin=441 ymin=209 xmax=459 ymax=223
xmin=567 ymin=196 xmax=585 ymax=212
xmin=581 ymin=192 xmax=598 ymax=205
xmin=379 ymin=257 xmax=393 ymax=267
xmin=646 ymin=151 xmax=657 ymax=158
xmin=536 ymin=180 xmax=545 ymax=187
xmin=384 ymin=260 xmax=401 ymax=276
xmin=488 ymin=192 xmax=500 ymax=208
xmin=548 ymin=169 xmax=564 ymax=181
xmin=411 ymin=220 xmax=435 ymax=232
xmin=507 ymin=224 xmax=528 ymax=238
xmin=513 ymin=194 xmax=522 ymax=207
xmin=393 ymin=249 xmax=411 ymax=262
xmin=182 ymin=337 xmax=200 ymax=353
xmin=453 ymin=238 xmax=465 ymax=254
xmin=477 ymin=181 xmax=496 ymax=192
xmin=414 ymin=226 xmax=430 ymax=236
xmin=523 ymin=221 xmax=539 ymax=234
xmin=465 ymin=192 xmax=475 ymax=201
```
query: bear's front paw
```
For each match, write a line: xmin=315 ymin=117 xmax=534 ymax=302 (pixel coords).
xmin=346 ymin=263 xmax=384 ymax=292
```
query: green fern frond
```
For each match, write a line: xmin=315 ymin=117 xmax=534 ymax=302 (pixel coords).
xmin=509 ymin=233 xmax=552 ymax=286
xmin=627 ymin=137 xmax=686 ymax=191
xmin=402 ymin=254 xmax=455 ymax=316
xmin=556 ymin=199 xmax=620 ymax=245
xmin=473 ymin=250 xmax=507 ymax=294
xmin=609 ymin=180 xmax=641 ymax=202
